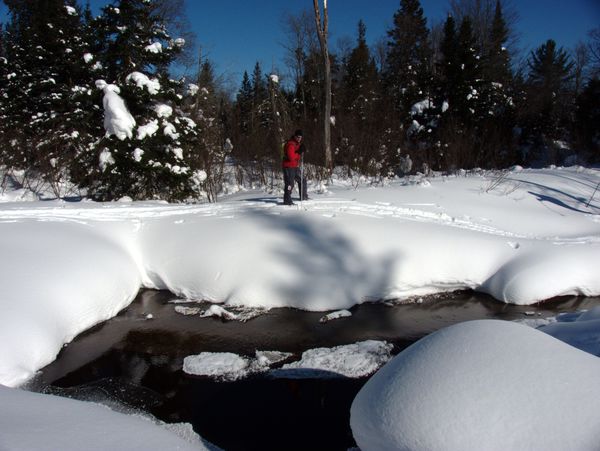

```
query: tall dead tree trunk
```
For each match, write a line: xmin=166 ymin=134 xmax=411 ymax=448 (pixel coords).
xmin=313 ymin=0 xmax=332 ymax=169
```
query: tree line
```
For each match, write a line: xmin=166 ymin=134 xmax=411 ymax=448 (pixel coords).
xmin=0 ymin=0 xmax=599 ymax=201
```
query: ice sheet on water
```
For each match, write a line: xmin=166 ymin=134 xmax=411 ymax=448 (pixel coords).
xmin=183 ymin=340 xmax=392 ymax=381
xmin=319 ymin=309 xmax=352 ymax=323
xmin=183 ymin=352 xmax=250 ymax=381
xmin=272 ymin=340 xmax=393 ymax=379
xmin=171 ymin=300 xmax=265 ymax=322
xmin=255 ymin=350 xmax=294 ymax=367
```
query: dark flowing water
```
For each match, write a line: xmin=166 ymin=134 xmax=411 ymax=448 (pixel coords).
xmin=32 ymin=290 xmax=600 ymax=451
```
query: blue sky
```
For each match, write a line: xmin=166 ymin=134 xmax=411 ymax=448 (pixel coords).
xmin=1 ymin=0 xmax=599 ymax=86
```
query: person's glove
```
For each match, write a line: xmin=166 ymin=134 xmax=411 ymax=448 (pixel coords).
xmin=298 ymin=144 xmax=306 ymax=154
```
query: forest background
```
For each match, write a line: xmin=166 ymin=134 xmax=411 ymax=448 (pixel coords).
xmin=0 ymin=0 xmax=598 ymax=202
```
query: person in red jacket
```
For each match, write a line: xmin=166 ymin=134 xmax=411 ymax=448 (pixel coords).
xmin=282 ymin=129 xmax=308 ymax=205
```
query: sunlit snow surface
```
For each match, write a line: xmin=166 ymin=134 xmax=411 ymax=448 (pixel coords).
xmin=0 ymin=384 xmax=217 ymax=451
xmin=351 ymin=320 xmax=600 ymax=450
xmin=0 ymin=167 xmax=599 ymax=450
xmin=0 ymin=166 xmax=599 ymax=388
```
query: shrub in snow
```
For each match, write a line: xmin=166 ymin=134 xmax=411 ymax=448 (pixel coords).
xmin=350 ymin=320 xmax=600 ymax=451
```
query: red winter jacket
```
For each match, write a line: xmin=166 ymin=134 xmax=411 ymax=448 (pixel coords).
xmin=282 ymin=137 xmax=302 ymax=168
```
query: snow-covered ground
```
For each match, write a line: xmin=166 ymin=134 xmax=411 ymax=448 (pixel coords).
xmin=350 ymin=319 xmax=600 ymax=450
xmin=0 ymin=165 xmax=599 ymax=449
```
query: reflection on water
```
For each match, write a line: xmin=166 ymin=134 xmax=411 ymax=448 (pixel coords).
xmin=34 ymin=290 xmax=600 ymax=451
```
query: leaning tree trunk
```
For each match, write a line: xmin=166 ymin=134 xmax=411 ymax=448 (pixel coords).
xmin=313 ymin=0 xmax=332 ymax=170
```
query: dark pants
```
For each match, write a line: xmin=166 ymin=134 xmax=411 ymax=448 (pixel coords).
xmin=283 ymin=167 xmax=307 ymax=204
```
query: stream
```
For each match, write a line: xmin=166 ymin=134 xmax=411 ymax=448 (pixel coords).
xmin=31 ymin=290 xmax=600 ymax=451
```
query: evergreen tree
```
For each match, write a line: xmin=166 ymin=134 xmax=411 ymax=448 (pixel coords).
xmin=251 ymin=62 xmax=268 ymax=107
xmin=188 ymin=58 xmax=230 ymax=202
xmin=250 ymin=61 xmax=273 ymax=134
xmin=77 ymin=0 xmax=197 ymax=201
xmin=340 ymin=20 xmax=383 ymax=173
xmin=384 ymin=0 xmax=432 ymax=115
xmin=236 ymin=71 xmax=253 ymax=136
xmin=575 ymin=78 xmax=600 ymax=160
xmin=484 ymin=0 xmax=511 ymax=84
xmin=528 ymin=40 xmax=574 ymax=93
xmin=524 ymin=39 xmax=574 ymax=147
xmin=477 ymin=1 xmax=516 ymax=167
xmin=0 ymin=24 xmax=9 ymax=152
xmin=453 ymin=17 xmax=483 ymax=121
xmin=342 ymin=20 xmax=378 ymax=117
xmin=435 ymin=16 xmax=488 ymax=169
xmin=438 ymin=15 xmax=458 ymax=103
xmin=1 ymin=0 xmax=96 ymax=196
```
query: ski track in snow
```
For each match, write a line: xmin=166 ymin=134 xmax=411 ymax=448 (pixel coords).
xmin=0 ymin=198 xmax=596 ymax=245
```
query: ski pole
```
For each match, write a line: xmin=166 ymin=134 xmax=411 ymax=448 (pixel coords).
xmin=300 ymin=152 xmax=304 ymax=208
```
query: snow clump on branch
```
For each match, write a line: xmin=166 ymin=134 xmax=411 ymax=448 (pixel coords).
xmin=96 ymin=80 xmax=136 ymax=141
xmin=126 ymin=71 xmax=160 ymax=95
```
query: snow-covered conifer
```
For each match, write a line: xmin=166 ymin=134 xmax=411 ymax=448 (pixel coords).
xmin=77 ymin=0 xmax=198 ymax=201
xmin=384 ymin=0 xmax=432 ymax=116
xmin=0 ymin=0 xmax=96 ymax=197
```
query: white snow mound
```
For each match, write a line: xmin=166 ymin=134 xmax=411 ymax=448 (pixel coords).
xmin=0 ymin=385 xmax=209 ymax=451
xmin=350 ymin=320 xmax=600 ymax=451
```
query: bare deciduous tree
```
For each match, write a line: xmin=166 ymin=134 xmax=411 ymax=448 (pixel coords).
xmin=312 ymin=0 xmax=332 ymax=169
xmin=573 ymin=42 xmax=590 ymax=94
xmin=281 ymin=10 xmax=318 ymax=89
xmin=153 ymin=0 xmax=197 ymax=72
xmin=588 ymin=27 xmax=600 ymax=78
xmin=449 ymin=0 xmax=519 ymax=55
xmin=280 ymin=9 xmax=317 ymax=125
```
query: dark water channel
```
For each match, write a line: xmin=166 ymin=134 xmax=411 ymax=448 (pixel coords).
xmin=33 ymin=290 xmax=600 ymax=451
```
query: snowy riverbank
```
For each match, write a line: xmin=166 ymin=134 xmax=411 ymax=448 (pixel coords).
xmin=1 ymin=166 xmax=599 ymax=449
xmin=1 ymin=166 xmax=599 ymax=387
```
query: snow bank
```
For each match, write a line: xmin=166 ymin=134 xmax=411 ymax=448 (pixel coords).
xmin=0 ymin=220 xmax=141 ymax=387
xmin=350 ymin=320 xmax=600 ymax=451
xmin=483 ymin=244 xmax=600 ymax=304
xmin=0 ymin=385 xmax=211 ymax=451
xmin=0 ymin=167 xmax=598 ymax=387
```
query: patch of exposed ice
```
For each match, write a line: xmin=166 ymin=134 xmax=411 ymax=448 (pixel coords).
xmin=183 ymin=353 xmax=250 ymax=381
xmin=272 ymin=340 xmax=393 ymax=379
xmin=319 ymin=309 xmax=352 ymax=323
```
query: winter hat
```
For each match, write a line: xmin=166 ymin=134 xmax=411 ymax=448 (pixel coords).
xmin=294 ymin=129 xmax=303 ymax=137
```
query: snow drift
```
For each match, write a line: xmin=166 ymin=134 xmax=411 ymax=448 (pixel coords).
xmin=350 ymin=320 xmax=600 ymax=451
xmin=0 ymin=385 xmax=211 ymax=451
xmin=0 ymin=167 xmax=598 ymax=388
